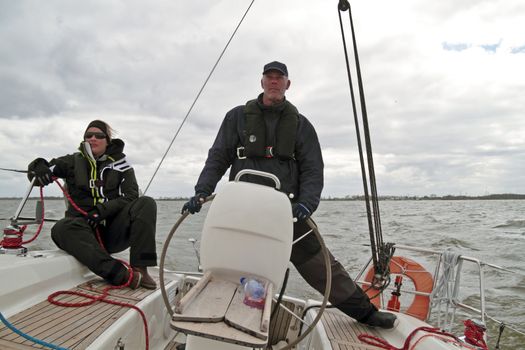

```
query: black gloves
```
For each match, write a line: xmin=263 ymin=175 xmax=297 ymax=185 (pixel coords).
xmin=27 ymin=158 xmax=53 ymax=186
xmin=85 ymin=209 xmax=102 ymax=229
xmin=292 ymin=203 xmax=311 ymax=221
xmin=181 ymin=194 xmax=207 ymax=214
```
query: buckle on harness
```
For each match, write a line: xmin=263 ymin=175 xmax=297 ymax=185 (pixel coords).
xmin=236 ymin=146 xmax=275 ymax=159
xmin=89 ymin=179 xmax=104 ymax=188
xmin=264 ymin=146 xmax=274 ymax=158
xmin=237 ymin=146 xmax=246 ymax=159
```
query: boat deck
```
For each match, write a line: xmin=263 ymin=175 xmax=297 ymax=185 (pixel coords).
xmin=318 ymin=308 xmax=384 ymax=350
xmin=0 ymin=278 xmax=163 ymax=350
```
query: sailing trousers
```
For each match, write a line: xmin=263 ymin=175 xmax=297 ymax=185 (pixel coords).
xmin=51 ymin=196 xmax=158 ymax=285
xmin=290 ymin=220 xmax=376 ymax=321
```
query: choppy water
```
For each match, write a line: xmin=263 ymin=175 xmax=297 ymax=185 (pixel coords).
xmin=2 ymin=198 xmax=524 ymax=348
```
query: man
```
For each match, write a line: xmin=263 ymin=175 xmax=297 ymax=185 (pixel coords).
xmin=182 ymin=61 xmax=396 ymax=328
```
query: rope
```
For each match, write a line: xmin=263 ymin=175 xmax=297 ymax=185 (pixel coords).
xmin=143 ymin=0 xmax=256 ymax=195
xmin=430 ymin=249 xmax=461 ymax=328
xmin=337 ymin=1 xmax=377 ymax=269
xmin=21 ymin=186 xmax=46 ymax=244
xmin=0 ymin=312 xmax=68 ymax=350
xmin=0 ymin=187 xmax=46 ymax=249
xmin=47 ymin=275 xmax=149 ymax=350
xmin=337 ymin=0 xmax=393 ymax=292
xmin=463 ymin=319 xmax=488 ymax=350
xmin=408 ymin=333 xmax=478 ymax=350
xmin=52 ymin=179 xmax=107 ymax=249
xmin=431 ymin=249 xmax=461 ymax=303
xmin=358 ymin=326 xmax=461 ymax=350
xmin=0 ymin=225 xmax=25 ymax=248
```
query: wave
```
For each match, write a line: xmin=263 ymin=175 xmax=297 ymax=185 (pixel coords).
xmin=493 ymin=220 xmax=525 ymax=229
xmin=430 ymin=237 xmax=476 ymax=251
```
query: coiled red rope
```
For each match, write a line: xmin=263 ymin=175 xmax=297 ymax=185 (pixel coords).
xmin=463 ymin=319 xmax=488 ymax=350
xmin=47 ymin=276 xmax=149 ymax=349
xmin=358 ymin=326 xmax=461 ymax=350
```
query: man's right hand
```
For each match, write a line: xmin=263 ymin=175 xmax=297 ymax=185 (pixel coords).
xmin=27 ymin=158 xmax=53 ymax=186
xmin=181 ymin=194 xmax=207 ymax=214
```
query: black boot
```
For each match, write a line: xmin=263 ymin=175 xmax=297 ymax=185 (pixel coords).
xmin=360 ymin=310 xmax=398 ymax=329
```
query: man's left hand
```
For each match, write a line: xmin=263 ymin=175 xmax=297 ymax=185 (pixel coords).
xmin=85 ymin=209 xmax=102 ymax=229
xmin=292 ymin=203 xmax=311 ymax=221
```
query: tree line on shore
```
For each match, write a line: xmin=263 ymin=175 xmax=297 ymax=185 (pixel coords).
xmin=3 ymin=193 xmax=525 ymax=201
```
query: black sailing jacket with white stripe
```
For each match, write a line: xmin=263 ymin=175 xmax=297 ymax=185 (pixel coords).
xmin=49 ymin=139 xmax=139 ymax=219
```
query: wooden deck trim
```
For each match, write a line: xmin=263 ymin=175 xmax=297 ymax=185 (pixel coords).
xmin=175 ymin=271 xmax=211 ymax=314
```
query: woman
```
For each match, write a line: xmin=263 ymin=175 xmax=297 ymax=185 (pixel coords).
xmin=27 ymin=120 xmax=157 ymax=289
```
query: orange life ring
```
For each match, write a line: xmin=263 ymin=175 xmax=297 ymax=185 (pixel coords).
xmin=362 ymin=256 xmax=434 ymax=321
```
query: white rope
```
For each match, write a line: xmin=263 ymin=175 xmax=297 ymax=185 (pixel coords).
xmin=431 ymin=249 xmax=461 ymax=304
xmin=430 ymin=249 xmax=461 ymax=330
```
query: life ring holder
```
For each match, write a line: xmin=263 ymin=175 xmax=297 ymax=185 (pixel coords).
xmin=362 ymin=256 xmax=434 ymax=321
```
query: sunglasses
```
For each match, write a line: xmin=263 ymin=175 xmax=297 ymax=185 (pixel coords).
xmin=84 ymin=132 xmax=107 ymax=140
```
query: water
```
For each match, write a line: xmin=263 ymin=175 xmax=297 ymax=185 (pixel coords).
xmin=1 ymin=198 xmax=524 ymax=348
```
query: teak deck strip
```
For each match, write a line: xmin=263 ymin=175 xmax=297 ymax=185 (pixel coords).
xmin=320 ymin=308 xmax=384 ymax=350
xmin=0 ymin=278 xmax=158 ymax=349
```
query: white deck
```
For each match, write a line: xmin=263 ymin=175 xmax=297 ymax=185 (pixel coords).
xmin=303 ymin=307 xmax=473 ymax=350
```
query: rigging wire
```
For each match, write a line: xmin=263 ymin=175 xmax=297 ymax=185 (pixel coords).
xmin=337 ymin=0 xmax=394 ymax=287
xmin=0 ymin=167 xmax=28 ymax=174
xmin=143 ymin=0 xmax=256 ymax=195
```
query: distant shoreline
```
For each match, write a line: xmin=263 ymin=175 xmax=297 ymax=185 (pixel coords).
xmin=2 ymin=194 xmax=525 ymax=201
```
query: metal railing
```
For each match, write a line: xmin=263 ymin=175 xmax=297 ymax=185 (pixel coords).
xmin=355 ymin=243 xmax=522 ymax=335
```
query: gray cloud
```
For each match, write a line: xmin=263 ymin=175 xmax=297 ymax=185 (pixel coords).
xmin=1 ymin=0 xmax=524 ymax=199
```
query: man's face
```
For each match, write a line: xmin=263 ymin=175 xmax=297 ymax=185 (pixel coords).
xmin=261 ymin=70 xmax=291 ymax=105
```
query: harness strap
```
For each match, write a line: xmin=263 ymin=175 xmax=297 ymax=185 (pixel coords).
xmin=237 ymin=146 xmax=275 ymax=159
xmin=242 ymin=98 xmax=298 ymax=160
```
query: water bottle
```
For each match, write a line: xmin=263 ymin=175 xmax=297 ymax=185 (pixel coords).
xmin=240 ymin=277 xmax=266 ymax=309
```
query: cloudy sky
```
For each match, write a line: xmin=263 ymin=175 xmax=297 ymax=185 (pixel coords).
xmin=1 ymin=0 xmax=524 ymax=198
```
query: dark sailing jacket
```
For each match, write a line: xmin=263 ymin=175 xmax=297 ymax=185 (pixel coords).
xmin=195 ymin=94 xmax=324 ymax=213
xmin=48 ymin=139 xmax=139 ymax=219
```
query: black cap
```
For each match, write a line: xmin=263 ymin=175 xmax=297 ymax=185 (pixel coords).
xmin=263 ymin=61 xmax=288 ymax=76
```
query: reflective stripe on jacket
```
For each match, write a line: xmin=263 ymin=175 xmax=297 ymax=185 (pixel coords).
xmin=50 ymin=139 xmax=139 ymax=219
